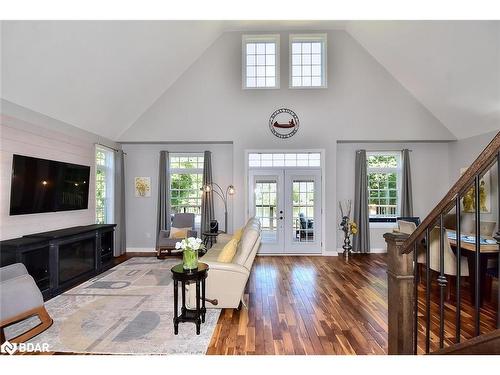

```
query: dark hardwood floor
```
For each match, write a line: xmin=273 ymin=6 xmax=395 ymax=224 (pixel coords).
xmin=206 ymin=254 xmax=497 ymax=355
xmin=26 ymin=252 xmax=498 ymax=355
xmin=207 ymin=254 xmax=389 ymax=355
xmin=416 ymin=273 xmax=498 ymax=354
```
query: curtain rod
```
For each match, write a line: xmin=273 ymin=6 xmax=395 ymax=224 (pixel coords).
xmin=356 ymin=149 xmax=412 ymax=153
xmin=95 ymin=142 xmax=127 ymax=155
xmin=167 ymin=151 xmax=206 ymax=154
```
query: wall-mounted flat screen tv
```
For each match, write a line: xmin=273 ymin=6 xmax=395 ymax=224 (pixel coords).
xmin=10 ymin=154 xmax=90 ymax=215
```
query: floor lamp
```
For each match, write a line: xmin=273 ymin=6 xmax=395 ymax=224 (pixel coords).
xmin=202 ymin=183 xmax=235 ymax=233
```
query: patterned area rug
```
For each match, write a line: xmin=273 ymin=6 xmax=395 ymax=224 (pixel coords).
xmin=5 ymin=257 xmax=221 ymax=354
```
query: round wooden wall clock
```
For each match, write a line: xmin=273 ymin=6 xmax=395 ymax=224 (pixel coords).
xmin=269 ymin=108 xmax=300 ymax=139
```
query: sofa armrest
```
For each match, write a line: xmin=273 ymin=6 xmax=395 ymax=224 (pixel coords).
xmin=186 ymin=261 xmax=250 ymax=309
xmin=203 ymin=260 xmax=250 ymax=276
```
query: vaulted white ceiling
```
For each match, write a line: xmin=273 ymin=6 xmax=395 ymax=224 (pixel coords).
xmin=345 ymin=21 xmax=500 ymax=139
xmin=1 ymin=21 xmax=226 ymax=139
xmin=1 ymin=20 xmax=499 ymax=140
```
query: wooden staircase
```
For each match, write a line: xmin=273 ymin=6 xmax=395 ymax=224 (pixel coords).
xmin=384 ymin=131 xmax=500 ymax=354
xmin=433 ymin=329 xmax=500 ymax=354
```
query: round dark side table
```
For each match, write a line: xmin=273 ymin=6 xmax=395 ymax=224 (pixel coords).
xmin=202 ymin=231 xmax=222 ymax=249
xmin=171 ymin=262 xmax=208 ymax=335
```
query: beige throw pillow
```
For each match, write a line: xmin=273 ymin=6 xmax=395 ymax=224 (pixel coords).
xmin=169 ymin=227 xmax=190 ymax=239
xmin=217 ymin=239 xmax=238 ymax=263
xmin=232 ymin=227 xmax=244 ymax=242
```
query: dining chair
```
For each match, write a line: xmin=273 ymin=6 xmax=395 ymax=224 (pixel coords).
xmin=397 ymin=216 xmax=421 ymax=227
xmin=416 ymin=227 xmax=469 ymax=300
xmin=485 ymin=258 xmax=498 ymax=303
xmin=450 ymin=214 xmax=496 ymax=237
xmin=398 ymin=220 xmax=426 ymax=283
xmin=398 ymin=220 xmax=417 ymax=235
xmin=476 ymin=220 xmax=496 ymax=237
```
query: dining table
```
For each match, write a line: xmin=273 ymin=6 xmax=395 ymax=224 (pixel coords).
xmin=447 ymin=229 xmax=499 ymax=306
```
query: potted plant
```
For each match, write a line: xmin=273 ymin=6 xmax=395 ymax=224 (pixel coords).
xmin=175 ymin=237 xmax=205 ymax=270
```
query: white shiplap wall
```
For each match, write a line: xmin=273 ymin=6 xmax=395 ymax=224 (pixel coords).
xmin=0 ymin=101 xmax=119 ymax=240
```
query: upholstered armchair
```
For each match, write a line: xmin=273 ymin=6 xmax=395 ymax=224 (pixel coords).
xmin=0 ymin=263 xmax=53 ymax=344
xmin=157 ymin=213 xmax=197 ymax=258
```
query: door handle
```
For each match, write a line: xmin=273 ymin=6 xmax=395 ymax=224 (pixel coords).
xmin=279 ymin=210 xmax=283 ymax=214
xmin=280 ymin=216 xmax=283 ymax=220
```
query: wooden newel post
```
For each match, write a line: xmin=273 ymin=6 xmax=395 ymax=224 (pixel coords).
xmin=384 ymin=232 xmax=415 ymax=355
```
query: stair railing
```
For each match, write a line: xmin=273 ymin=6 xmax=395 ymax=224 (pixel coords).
xmin=385 ymin=131 xmax=500 ymax=354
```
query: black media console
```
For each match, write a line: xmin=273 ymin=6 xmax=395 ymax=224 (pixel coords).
xmin=0 ymin=224 xmax=116 ymax=300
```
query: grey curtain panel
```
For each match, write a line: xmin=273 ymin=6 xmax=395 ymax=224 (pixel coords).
xmin=353 ymin=149 xmax=370 ymax=253
xmin=156 ymin=151 xmax=171 ymax=248
xmin=201 ymin=150 xmax=215 ymax=234
xmin=114 ymin=150 xmax=126 ymax=256
xmin=401 ymin=149 xmax=414 ymax=217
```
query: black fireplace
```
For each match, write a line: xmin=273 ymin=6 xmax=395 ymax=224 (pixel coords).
xmin=58 ymin=235 xmax=95 ymax=285
xmin=0 ymin=224 xmax=116 ymax=300
xmin=20 ymin=242 xmax=51 ymax=296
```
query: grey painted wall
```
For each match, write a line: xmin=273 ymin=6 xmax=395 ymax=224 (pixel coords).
xmin=121 ymin=143 xmax=234 ymax=250
xmin=120 ymin=30 xmax=454 ymax=142
xmin=337 ymin=132 xmax=498 ymax=251
xmin=336 ymin=142 xmax=451 ymax=250
xmin=448 ymin=130 xmax=499 ymax=233
xmin=119 ymin=30 xmax=455 ymax=254
xmin=3 ymin=29 xmax=492 ymax=252
xmin=0 ymin=99 xmax=120 ymax=240
xmin=448 ymin=130 xmax=498 ymax=182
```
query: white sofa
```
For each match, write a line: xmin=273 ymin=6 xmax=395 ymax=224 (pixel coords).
xmin=187 ymin=218 xmax=261 ymax=309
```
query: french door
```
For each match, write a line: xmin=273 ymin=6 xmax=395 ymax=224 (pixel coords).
xmin=249 ymin=169 xmax=322 ymax=254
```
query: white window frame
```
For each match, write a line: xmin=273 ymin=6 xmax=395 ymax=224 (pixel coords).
xmin=242 ymin=34 xmax=280 ymax=90
xmin=244 ymin=149 xmax=326 ymax=255
xmin=366 ymin=151 xmax=402 ymax=222
xmin=95 ymin=145 xmax=115 ymax=225
xmin=289 ymin=33 xmax=327 ymax=89
xmin=169 ymin=153 xmax=204 ymax=230
xmin=248 ymin=152 xmax=321 ymax=168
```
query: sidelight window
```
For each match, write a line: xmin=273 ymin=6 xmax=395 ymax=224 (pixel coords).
xmin=95 ymin=146 xmax=114 ymax=224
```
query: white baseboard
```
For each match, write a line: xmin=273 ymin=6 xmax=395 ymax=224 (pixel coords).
xmin=257 ymin=253 xmax=326 ymax=256
xmin=322 ymin=251 xmax=339 ymax=256
xmin=337 ymin=248 xmax=387 ymax=254
xmin=126 ymin=247 xmax=156 ymax=253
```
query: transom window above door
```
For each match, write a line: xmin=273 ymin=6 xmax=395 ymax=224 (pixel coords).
xmin=248 ymin=152 xmax=321 ymax=167
xmin=290 ymin=34 xmax=327 ymax=88
xmin=242 ymin=34 xmax=280 ymax=89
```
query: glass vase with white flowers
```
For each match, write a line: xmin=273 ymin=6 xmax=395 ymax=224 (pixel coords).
xmin=175 ymin=237 xmax=205 ymax=270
